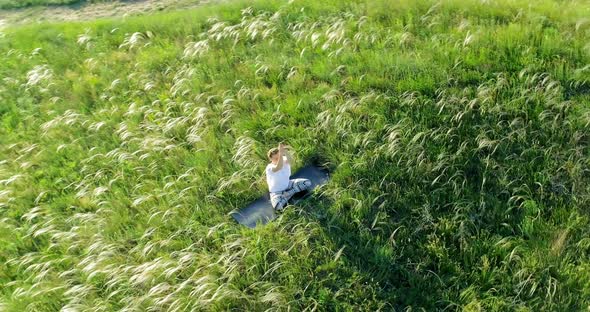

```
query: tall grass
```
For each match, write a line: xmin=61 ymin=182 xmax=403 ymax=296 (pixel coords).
xmin=0 ymin=0 xmax=589 ymax=310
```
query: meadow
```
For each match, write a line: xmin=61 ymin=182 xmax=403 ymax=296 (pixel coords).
xmin=1 ymin=0 xmax=590 ymax=310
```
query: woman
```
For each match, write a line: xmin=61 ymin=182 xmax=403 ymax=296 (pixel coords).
xmin=265 ymin=143 xmax=312 ymax=212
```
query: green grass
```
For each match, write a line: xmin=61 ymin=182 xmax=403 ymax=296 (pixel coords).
xmin=1 ymin=0 xmax=590 ymax=310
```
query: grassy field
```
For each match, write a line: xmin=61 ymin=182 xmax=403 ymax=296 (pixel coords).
xmin=1 ymin=0 xmax=590 ymax=310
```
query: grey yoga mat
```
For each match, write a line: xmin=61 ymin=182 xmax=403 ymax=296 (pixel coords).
xmin=230 ymin=165 xmax=330 ymax=228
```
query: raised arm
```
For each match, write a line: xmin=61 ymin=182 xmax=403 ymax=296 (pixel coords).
xmin=271 ymin=143 xmax=285 ymax=172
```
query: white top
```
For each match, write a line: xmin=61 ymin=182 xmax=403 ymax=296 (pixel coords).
xmin=266 ymin=157 xmax=291 ymax=193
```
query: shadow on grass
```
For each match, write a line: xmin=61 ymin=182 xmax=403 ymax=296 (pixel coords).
xmin=291 ymin=193 xmax=439 ymax=310
xmin=281 ymin=158 xmax=441 ymax=309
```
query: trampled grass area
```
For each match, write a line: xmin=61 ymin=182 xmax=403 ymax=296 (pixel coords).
xmin=0 ymin=0 xmax=81 ymax=9
xmin=0 ymin=0 xmax=119 ymax=9
xmin=0 ymin=0 xmax=208 ymax=26
xmin=1 ymin=0 xmax=590 ymax=310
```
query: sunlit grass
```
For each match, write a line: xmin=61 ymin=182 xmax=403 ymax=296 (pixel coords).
xmin=0 ymin=0 xmax=589 ymax=310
